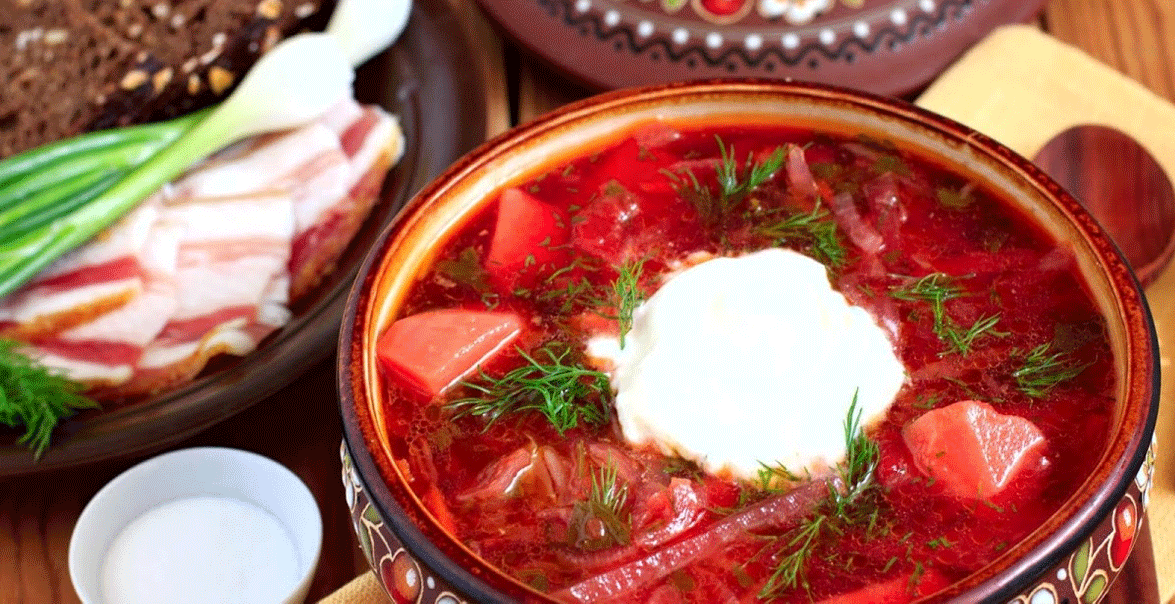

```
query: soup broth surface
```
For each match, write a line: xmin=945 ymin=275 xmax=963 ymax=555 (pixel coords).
xmin=375 ymin=122 xmax=1113 ymax=603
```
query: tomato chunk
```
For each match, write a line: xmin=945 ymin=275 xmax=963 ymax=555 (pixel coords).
xmin=485 ymin=188 xmax=568 ymax=288
xmin=902 ymin=400 xmax=1046 ymax=500
xmin=377 ymin=309 xmax=523 ymax=398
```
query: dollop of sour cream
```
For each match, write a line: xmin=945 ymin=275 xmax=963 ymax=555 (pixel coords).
xmin=588 ymin=248 xmax=906 ymax=481
xmin=100 ymin=496 xmax=302 ymax=604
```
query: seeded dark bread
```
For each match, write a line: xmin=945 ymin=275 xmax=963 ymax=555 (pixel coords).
xmin=1 ymin=0 xmax=335 ymax=158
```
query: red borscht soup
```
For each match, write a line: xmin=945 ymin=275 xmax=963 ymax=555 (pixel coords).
xmin=373 ymin=121 xmax=1113 ymax=603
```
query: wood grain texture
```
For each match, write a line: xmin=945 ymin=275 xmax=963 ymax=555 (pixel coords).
xmin=1044 ymin=0 xmax=1175 ymax=101
xmin=516 ymin=57 xmax=592 ymax=124
xmin=447 ymin=0 xmax=512 ymax=137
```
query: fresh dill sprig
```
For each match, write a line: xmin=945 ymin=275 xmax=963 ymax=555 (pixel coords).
xmin=935 ymin=184 xmax=976 ymax=209
xmin=664 ymin=137 xmax=786 ymax=225
xmin=569 ymin=462 xmax=632 ymax=550
xmin=587 ymin=259 xmax=647 ymax=349
xmin=757 ymin=391 xmax=881 ymax=599
xmin=0 ymin=340 xmax=99 ymax=458
xmin=591 ymin=462 xmax=629 ymax=519
xmin=446 ymin=344 xmax=611 ymax=434
xmin=888 ymin=273 xmax=964 ymax=333
xmin=757 ymin=202 xmax=847 ymax=267
xmin=837 ymin=391 xmax=880 ymax=504
xmin=528 ymin=255 xmax=604 ymax=312
xmin=889 ymin=273 xmax=1005 ymax=356
xmin=759 ymin=515 xmax=825 ymax=597
xmin=1013 ymin=342 xmax=1089 ymax=398
xmin=756 ymin=460 xmax=803 ymax=493
xmin=613 ymin=260 xmax=645 ymax=346
xmin=939 ymin=313 xmax=1006 ymax=357
xmin=715 ymin=137 xmax=787 ymax=202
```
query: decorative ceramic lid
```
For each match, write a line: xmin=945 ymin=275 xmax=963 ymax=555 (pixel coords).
xmin=475 ymin=0 xmax=1048 ymax=96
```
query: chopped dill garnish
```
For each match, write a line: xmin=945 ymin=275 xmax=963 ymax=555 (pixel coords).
xmin=912 ymin=392 xmax=941 ymax=410
xmin=598 ymin=258 xmax=647 ymax=349
xmin=757 ymin=392 xmax=882 ymax=599
xmin=935 ymin=184 xmax=975 ymax=209
xmin=569 ymin=462 xmax=632 ymax=550
xmin=980 ymin=499 xmax=1005 ymax=513
xmin=759 ymin=515 xmax=825 ymax=597
xmin=715 ymin=137 xmax=787 ymax=202
xmin=889 ymin=273 xmax=1005 ymax=355
xmin=446 ymin=344 xmax=611 ymax=434
xmin=836 ymin=391 xmax=880 ymax=504
xmin=1013 ymin=342 xmax=1089 ymax=398
xmin=527 ymin=255 xmax=604 ymax=314
xmin=809 ymin=161 xmax=844 ymax=181
xmin=756 ymin=202 xmax=847 ymax=267
xmin=756 ymin=460 xmax=802 ymax=492
xmin=0 ymin=339 xmax=99 ymax=457
xmin=938 ymin=313 xmax=1007 ymax=357
xmin=871 ymin=153 xmax=911 ymax=176
xmin=434 ymin=246 xmax=493 ymax=294
xmin=908 ymin=562 xmax=926 ymax=592
xmin=591 ymin=462 xmax=628 ymax=518
xmin=663 ymin=137 xmax=786 ymax=225
xmin=926 ymin=536 xmax=953 ymax=549
xmin=662 ymin=456 xmax=703 ymax=478
xmin=888 ymin=273 xmax=964 ymax=333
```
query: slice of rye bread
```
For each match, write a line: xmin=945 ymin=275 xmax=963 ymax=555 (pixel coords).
xmin=1 ymin=0 xmax=335 ymax=158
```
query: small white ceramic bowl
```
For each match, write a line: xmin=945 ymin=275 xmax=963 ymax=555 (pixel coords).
xmin=69 ymin=447 xmax=322 ymax=604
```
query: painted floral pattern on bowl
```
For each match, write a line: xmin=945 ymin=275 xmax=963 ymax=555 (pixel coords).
xmin=342 ymin=442 xmax=469 ymax=604
xmin=473 ymin=0 xmax=1048 ymax=94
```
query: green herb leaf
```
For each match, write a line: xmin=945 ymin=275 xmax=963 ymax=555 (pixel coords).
xmin=0 ymin=340 xmax=99 ymax=458
xmin=756 ymin=202 xmax=847 ymax=267
xmin=938 ymin=313 xmax=1007 ymax=357
xmin=756 ymin=460 xmax=802 ymax=493
xmin=1013 ymin=342 xmax=1089 ymax=398
xmin=434 ymin=247 xmax=493 ymax=294
xmin=935 ymin=185 xmax=975 ymax=209
xmin=446 ymin=344 xmax=611 ymax=434
xmin=568 ymin=462 xmax=632 ymax=550
xmin=837 ymin=390 xmax=880 ymax=504
xmin=665 ymin=137 xmax=786 ymax=225
xmin=889 ymin=273 xmax=964 ymax=333
xmin=890 ymin=274 xmax=1005 ymax=356
xmin=585 ymin=259 xmax=647 ymax=349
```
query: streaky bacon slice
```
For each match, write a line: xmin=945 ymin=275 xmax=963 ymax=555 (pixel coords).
xmin=124 ymin=192 xmax=295 ymax=395
xmin=0 ymin=199 xmax=161 ymax=339
xmin=289 ymin=101 xmax=402 ymax=297
xmin=23 ymin=219 xmax=182 ymax=387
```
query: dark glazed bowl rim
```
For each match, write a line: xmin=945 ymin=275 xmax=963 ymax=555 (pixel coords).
xmin=338 ymin=79 xmax=1160 ymax=603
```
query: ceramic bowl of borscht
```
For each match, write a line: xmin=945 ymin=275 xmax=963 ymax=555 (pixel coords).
xmin=338 ymin=80 xmax=1158 ymax=604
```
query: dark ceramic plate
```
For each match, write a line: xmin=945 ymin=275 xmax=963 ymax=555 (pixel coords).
xmin=476 ymin=0 xmax=1047 ymax=96
xmin=0 ymin=0 xmax=491 ymax=476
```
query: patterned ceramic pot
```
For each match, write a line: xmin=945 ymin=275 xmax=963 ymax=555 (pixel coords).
xmin=472 ymin=0 xmax=1048 ymax=96
xmin=338 ymin=80 xmax=1159 ymax=603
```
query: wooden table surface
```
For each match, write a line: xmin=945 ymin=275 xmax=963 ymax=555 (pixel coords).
xmin=2 ymin=1 xmax=1172 ymax=603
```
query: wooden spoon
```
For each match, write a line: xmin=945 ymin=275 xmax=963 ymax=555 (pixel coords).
xmin=1033 ymin=124 xmax=1175 ymax=286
